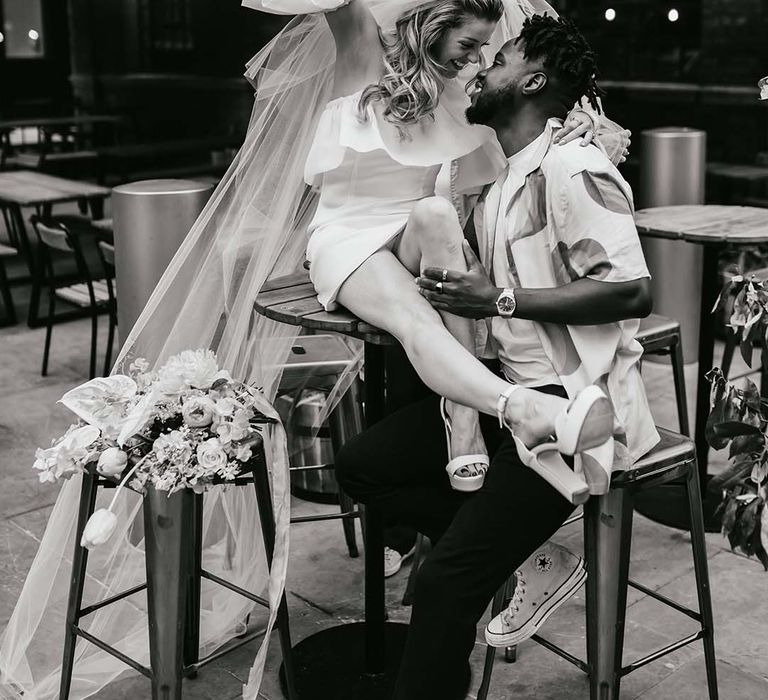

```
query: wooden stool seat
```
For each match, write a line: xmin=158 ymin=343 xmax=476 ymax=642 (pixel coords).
xmin=255 ymin=271 xmax=394 ymax=345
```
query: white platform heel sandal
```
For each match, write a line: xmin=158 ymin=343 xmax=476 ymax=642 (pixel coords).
xmin=440 ymin=397 xmax=490 ymax=492
xmin=496 ymin=385 xmax=614 ymax=504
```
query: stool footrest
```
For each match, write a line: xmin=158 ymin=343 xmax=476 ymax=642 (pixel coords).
xmin=529 ymin=634 xmax=589 ymax=673
xmin=78 ymin=582 xmax=147 ymax=618
xmin=190 ymin=627 xmax=268 ymax=674
xmin=291 ymin=510 xmax=361 ymax=524
xmin=200 ymin=569 xmax=269 ymax=608
xmin=73 ymin=625 xmax=152 ymax=678
xmin=627 ymin=579 xmax=702 ymax=622
xmin=620 ymin=630 xmax=705 ymax=677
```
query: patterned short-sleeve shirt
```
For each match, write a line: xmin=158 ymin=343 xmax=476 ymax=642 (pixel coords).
xmin=474 ymin=119 xmax=660 ymax=470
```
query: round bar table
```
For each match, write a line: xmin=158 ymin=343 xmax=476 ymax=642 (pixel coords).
xmin=634 ymin=205 xmax=768 ymax=531
xmin=255 ymin=272 xmax=408 ymax=699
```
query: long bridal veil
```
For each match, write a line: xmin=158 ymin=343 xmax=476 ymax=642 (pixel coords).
xmin=0 ymin=1 xmax=624 ymax=698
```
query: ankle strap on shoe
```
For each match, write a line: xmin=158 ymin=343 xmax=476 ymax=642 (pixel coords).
xmin=496 ymin=385 xmax=518 ymax=429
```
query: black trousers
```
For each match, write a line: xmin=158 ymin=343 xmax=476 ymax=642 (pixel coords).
xmin=335 ymin=387 xmax=575 ymax=700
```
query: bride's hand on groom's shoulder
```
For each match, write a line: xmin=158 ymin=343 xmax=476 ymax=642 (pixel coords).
xmin=416 ymin=241 xmax=498 ymax=319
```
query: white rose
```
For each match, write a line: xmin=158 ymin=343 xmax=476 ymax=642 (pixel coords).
xmin=182 ymin=396 xmax=216 ymax=428
xmin=80 ymin=508 xmax=118 ymax=549
xmin=760 ymin=76 xmax=768 ymax=101
xmin=97 ymin=447 xmax=128 ymax=477
xmin=196 ymin=438 xmax=228 ymax=471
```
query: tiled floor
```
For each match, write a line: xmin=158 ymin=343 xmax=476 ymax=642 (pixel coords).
xmin=1 ymin=208 xmax=767 ymax=698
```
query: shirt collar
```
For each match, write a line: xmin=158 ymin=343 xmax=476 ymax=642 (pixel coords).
xmin=505 ymin=118 xmax=563 ymax=182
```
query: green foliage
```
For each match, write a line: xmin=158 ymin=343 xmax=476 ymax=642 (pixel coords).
xmin=706 ymin=270 xmax=768 ymax=569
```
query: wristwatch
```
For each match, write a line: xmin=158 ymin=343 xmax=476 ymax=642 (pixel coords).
xmin=495 ymin=288 xmax=517 ymax=318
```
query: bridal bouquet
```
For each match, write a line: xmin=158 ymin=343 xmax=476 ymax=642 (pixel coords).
xmin=33 ymin=349 xmax=274 ymax=548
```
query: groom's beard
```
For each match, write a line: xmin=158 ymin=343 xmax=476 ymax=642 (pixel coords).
xmin=466 ymin=84 xmax=517 ymax=127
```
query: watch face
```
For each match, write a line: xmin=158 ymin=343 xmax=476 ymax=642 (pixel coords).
xmin=498 ymin=293 xmax=515 ymax=314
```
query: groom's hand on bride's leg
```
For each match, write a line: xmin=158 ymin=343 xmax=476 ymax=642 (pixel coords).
xmin=417 ymin=241 xmax=498 ymax=319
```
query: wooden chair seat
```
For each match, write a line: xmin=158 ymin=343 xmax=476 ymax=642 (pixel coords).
xmin=55 ymin=279 xmax=113 ymax=307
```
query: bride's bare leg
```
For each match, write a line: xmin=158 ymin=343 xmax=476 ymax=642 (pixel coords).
xmin=394 ymin=197 xmax=485 ymax=475
xmin=334 ymin=248 xmax=569 ymax=447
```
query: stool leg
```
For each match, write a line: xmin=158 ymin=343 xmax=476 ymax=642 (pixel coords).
xmin=328 ymin=379 xmax=364 ymax=559
xmin=59 ymin=467 xmax=99 ymax=700
xmin=584 ymin=488 xmax=633 ymax=700
xmin=338 ymin=488 xmax=360 ymax=558
xmin=144 ymin=488 xmax=189 ymax=700
xmin=685 ymin=460 xmax=719 ymax=699
xmin=183 ymin=493 xmax=203 ymax=676
xmin=252 ymin=451 xmax=299 ymax=700
xmin=401 ymin=532 xmax=425 ymax=606
xmin=476 ymin=587 xmax=507 ymax=700
xmin=670 ymin=337 xmax=691 ymax=436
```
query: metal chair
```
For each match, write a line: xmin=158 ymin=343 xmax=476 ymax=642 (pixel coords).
xmin=30 ymin=215 xmax=113 ymax=378
xmin=636 ymin=313 xmax=690 ymax=435
xmin=0 ymin=242 xmax=16 ymax=326
xmin=95 ymin=239 xmax=117 ymax=376
xmin=58 ymin=434 xmax=298 ymax=700
xmin=476 ymin=428 xmax=718 ymax=700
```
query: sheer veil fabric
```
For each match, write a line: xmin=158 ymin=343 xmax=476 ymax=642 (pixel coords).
xmin=0 ymin=1 xmax=624 ymax=698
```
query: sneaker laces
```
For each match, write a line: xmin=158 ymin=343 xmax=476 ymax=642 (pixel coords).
xmin=501 ymin=571 xmax=526 ymax=625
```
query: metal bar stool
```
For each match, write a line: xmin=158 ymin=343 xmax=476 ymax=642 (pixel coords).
xmin=255 ymin=272 xmax=408 ymax=698
xmin=58 ymin=431 xmax=298 ymax=700
xmin=636 ymin=313 xmax=690 ymax=436
xmin=476 ymin=427 xmax=718 ymax=700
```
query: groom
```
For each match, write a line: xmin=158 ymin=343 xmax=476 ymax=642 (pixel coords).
xmin=336 ymin=15 xmax=658 ymax=699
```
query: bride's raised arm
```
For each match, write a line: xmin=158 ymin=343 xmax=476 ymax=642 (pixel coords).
xmin=242 ymin=0 xmax=382 ymax=97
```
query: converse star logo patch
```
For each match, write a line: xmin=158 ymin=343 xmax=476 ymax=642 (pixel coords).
xmin=534 ymin=553 xmax=553 ymax=573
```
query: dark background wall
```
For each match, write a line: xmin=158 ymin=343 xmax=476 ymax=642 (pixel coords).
xmin=1 ymin=0 xmax=767 ymax=161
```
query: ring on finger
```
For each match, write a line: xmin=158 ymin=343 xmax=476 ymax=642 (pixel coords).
xmin=436 ymin=282 xmax=443 ymax=294
xmin=441 ymin=268 xmax=448 ymax=282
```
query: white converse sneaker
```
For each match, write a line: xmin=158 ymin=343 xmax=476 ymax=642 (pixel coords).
xmin=485 ymin=541 xmax=586 ymax=647
xmin=384 ymin=545 xmax=416 ymax=578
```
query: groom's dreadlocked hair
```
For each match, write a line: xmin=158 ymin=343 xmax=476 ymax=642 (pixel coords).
xmin=515 ymin=14 xmax=602 ymax=114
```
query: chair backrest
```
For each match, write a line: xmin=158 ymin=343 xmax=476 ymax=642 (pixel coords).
xmin=35 ymin=221 xmax=74 ymax=253
xmin=98 ymin=240 xmax=115 ymax=267
xmin=31 ymin=215 xmax=97 ymax=291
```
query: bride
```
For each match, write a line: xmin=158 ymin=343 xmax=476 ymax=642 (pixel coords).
xmin=0 ymin=1 xmax=629 ymax=698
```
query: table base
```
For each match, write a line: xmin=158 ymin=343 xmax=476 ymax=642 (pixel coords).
xmin=633 ymin=475 xmax=723 ymax=533
xmin=279 ymin=622 xmax=409 ymax=700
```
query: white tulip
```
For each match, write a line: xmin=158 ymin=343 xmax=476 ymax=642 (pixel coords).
xmin=80 ymin=509 xmax=118 ymax=550
xmin=97 ymin=447 xmax=128 ymax=478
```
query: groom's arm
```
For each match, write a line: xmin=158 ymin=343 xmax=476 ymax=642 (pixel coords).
xmin=416 ymin=241 xmax=651 ymax=323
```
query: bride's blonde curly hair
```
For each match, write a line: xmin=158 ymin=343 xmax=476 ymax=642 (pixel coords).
xmin=359 ymin=0 xmax=503 ymax=137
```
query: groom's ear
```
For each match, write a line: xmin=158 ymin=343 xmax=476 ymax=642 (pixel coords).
xmin=521 ymin=71 xmax=548 ymax=96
